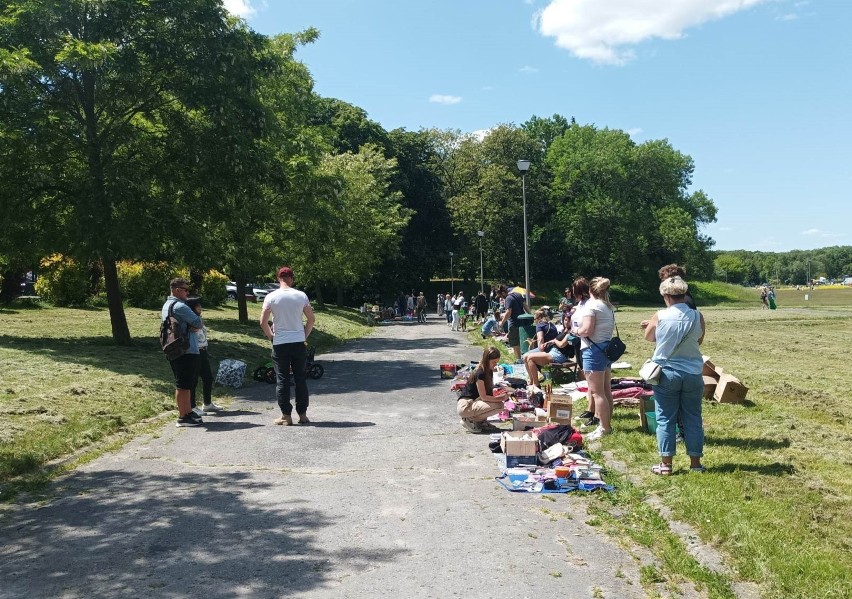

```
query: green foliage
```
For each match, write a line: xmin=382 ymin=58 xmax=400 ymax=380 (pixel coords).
xmin=117 ymin=262 xmax=184 ymax=309
xmin=33 ymin=255 xmax=92 ymax=307
xmin=198 ymin=270 xmax=229 ymax=306
xmin=712 ymin=246 xmax=852 ymax=285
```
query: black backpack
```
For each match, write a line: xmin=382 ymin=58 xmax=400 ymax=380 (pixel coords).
xmin=160 ymin=300 xmax=189 ymax=360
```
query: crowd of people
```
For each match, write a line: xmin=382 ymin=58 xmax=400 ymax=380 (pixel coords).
xmin=455 ymin=264 xmax=707 ymax=474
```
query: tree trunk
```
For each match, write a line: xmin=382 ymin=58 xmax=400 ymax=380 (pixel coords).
xmin=0 ymin=269 xmax=23 ymax=304
xmin=336 ymin=285 xmax=344 ymax=307
xmin=102 ymin=257 xmax=131 ymax=345
xmin=315 ymin=286 xmax=325 ymax=310
xmin=235 ymin=274 xmax=249 ymax=323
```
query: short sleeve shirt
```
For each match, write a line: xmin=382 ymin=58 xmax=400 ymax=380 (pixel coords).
xmin=535 ymin=321 xmax=558 ymax=343
xmin=263 ymin=287 xmax=310 ymax=344
xmin=460 ymin=368 xmax=488 ymax=400
xmin=505 ymin=292 xmax=526 ymax=327
xmin=580 ymin=298 xmax=615 ymax=349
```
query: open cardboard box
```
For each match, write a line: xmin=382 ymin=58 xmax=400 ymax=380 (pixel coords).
xmin=501 ymin=431 xmax=538 ymax=456
xmin=713 ymin=373 xmax=749 ymax=404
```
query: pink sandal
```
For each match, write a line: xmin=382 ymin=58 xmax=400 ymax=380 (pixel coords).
xmin=651 ymin=463 xmax=673 ymax=476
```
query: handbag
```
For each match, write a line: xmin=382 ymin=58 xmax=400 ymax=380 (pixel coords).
xmin=588 ymin=311 xmax=626 ymax=362
xmin=639 ymin=360 xmax=662 ymax=385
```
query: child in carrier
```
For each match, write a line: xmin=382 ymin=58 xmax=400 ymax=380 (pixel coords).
xmin=186 ymin=298 xmax=223 ymax=416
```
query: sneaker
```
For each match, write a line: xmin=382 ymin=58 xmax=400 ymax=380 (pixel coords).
xmin=297 ymin=413 xmax=310 ymax=424
xmin=576 ymin=410 xmax=594 ymax=421
xmin=585 ymin=426 xmax=610 ymax=441
xmin=460 ymin=418 xmax=483 ymax=433
xmin=192 ymin=406 xmax=204 ymax=417
xmin=202 ymin=402 xmax=223 ymax=414
xmin=176 ymin=414 xmax=203 ymax=427
xmin=273 ymin=414 xmax=293 ymax=426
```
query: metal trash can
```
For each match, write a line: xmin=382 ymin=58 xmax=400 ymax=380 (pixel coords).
xmin=517 ymin=313 xmax=536 ymax=356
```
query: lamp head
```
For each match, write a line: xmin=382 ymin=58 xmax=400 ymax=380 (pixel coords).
xmin=517 ymin=159 xmax=531 ymax=173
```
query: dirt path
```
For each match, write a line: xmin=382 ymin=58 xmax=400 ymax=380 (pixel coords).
xmin=0 ymin=314 xmax=649 ymax=598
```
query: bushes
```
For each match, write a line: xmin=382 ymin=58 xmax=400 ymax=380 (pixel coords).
xmin=34 ymin=255 xmax=93 ymax=306
xmin=117 ymin=262 xmax=185 ymax=309
xmin=198 ymin=270 xmax=229 ymax=306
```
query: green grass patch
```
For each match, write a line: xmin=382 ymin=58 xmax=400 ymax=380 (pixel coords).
xmin=592 ymin=304 xmax=852 ymax=599
xmin=0 ymin=302 xmax=372 ymax=500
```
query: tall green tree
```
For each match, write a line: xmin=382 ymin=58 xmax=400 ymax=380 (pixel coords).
xmin=0 ymin=0 xmax=283 ymax=342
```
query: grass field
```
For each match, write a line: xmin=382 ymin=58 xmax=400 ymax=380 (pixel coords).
xmin=0 ymin=301 xmax=372 ymax=500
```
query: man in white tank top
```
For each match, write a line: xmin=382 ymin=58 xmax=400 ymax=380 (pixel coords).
xmin=260 ymin=266 xmax=315 ymax=426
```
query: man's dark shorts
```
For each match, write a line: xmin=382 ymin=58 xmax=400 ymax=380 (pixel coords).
xmin=508 ymin=324 xmax=520 ymax=347
xmin=169 ymin=353 xmax=201 ymax=390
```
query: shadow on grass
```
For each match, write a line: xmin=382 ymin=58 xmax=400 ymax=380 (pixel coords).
xmin=709 ymin=462 xmax=796 ymax=476
xmin=0 ymin=469 xmax=406 ymax=597
xmin=708 ymin=436 xmax=791 ymax=450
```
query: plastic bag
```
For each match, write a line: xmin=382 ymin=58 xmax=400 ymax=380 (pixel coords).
xmin=215 ymin=359 xmax=247 ymax=388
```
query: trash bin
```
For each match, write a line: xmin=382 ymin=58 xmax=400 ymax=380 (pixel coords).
xmin=517 ymin=313 xmax=536 ymax=356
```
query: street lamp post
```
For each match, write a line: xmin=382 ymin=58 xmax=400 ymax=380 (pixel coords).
xmin=449 ymin=252 xmax=454 ymax=297
xmin=477 ymin=230 xmax=485 ymax=295
xmin=517 ymin=159 xmax=531 ymax=307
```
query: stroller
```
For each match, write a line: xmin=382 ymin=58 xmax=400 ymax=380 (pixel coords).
xmin=253 ymin=345 xmax=324 ymax=384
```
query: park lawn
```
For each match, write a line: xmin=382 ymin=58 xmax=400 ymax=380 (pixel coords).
xmin=587 ymin=305 xmax=852 ymax=599
xmin=0 ymin=302 xmax=372 ymax=500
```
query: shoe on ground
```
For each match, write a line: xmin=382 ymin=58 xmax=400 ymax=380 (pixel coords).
xmin=581 ymin=416 xmax=600 ymax=430
xmin=192 ymin=406 xmax=204 ymax=417
xmin=274 ymin=414 xmax=293 ymax=426
xmin=297 ymin=413 xmax=310 ymax=424
xmin=576 ymin=410 xmax=594 ymax=421
xmin=461 ymin=418 xmax=483 ymax=433
xmin=202 ymin=402 xmax=223 ymax=414
xmin=176 ymin=414 xmax=203 ymax=428
xmin=585 ymin=426 xmax=609 ymax=441
xmin=651 ymin=462 xmax=673 ymax=475
xmin=690 ymin=465 xmax=707 ymax=473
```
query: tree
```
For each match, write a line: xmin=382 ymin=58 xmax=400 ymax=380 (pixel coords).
xmin=0 ymin=0 xmax=287 ymax=341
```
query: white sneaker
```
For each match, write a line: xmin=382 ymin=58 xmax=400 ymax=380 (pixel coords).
xmin=585 ymin=426 xmax=610 ymax=441
xmin=202 ymin=402 xmax=223 ymax=414
xmin=192 ymin=406 xmax=204 ymax=417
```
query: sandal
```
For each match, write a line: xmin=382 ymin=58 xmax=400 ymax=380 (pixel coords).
xmin=690 ymin=465 xmax=707 ymax=473
xmin=650 ymin=463 xmax=673 ymax=476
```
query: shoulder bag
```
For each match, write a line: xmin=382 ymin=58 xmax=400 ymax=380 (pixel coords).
xmin=587 ymin=308 xmax=626 ymax=362
xmin=640 ymin=309 xmax=699 ymax=385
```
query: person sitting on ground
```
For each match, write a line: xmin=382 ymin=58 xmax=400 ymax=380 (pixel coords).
xmin=481 ymin=309 xmax=502 ymax=338
xmin=457 ymin=346 xmax=508 ymax=433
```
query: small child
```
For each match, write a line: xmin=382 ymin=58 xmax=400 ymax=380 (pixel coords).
xmin=186 ymin=298 xmax=223 ymax=416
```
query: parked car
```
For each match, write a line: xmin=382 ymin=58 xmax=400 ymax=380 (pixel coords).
xmin=225 ymin=282 xmax=272 ymax=301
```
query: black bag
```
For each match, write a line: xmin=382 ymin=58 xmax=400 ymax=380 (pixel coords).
xmin=588 ymin=315 xmax=626 ymax=362
xmin=160 ymin=300 xmax=189 ymax=360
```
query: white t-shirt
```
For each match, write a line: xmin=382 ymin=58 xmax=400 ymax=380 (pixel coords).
xmin=580 ymin=298 xmax=615 ymax=349
xmin=570 ymin=299 xmax=587 ymax=331
xmin=263 ymin=287 xmax=310 ymax=344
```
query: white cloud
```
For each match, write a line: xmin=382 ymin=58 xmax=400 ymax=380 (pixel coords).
xmin=535 ymin=0 xmax=772 ymax=65
xmin=223 ymin=0 xmax=256 ymax=18
xmin=626 ymin=127 xmax=643 ymax=137
xmin=429 ymin=94 xmax=462 ymax=105
xmin=778 ymin=13 xmax=798 ymax=21
xmin=802 ymin=228 xmax=820 ymax=235
xmin=519 ymin=65 xmax=540 ymax=73
xmin=470 ymin=129 xmax=492 ymax=141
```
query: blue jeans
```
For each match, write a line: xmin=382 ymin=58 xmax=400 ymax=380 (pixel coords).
xmin=654 ymin=368 xmax=704 ymax=457
xmin=272 ymin=342 xmax=309 ymax=416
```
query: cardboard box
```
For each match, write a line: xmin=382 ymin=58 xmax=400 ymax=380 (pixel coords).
xmin=713 ymin=374 xmax=748 ymax=404
xmin=501 ymin=431 xmax=538 ymax=456
xmin=512 ymin=416 xmax=548 ymax=431
xmin=547 ymin=398 xmax=573 ymax=421
xmin=702 ymin=356 xmax=719 ymax=380
xmin=702 ymin=375 xmax=718 ymax=400
xmin=548 ymin=416 xmax=574 ymax=426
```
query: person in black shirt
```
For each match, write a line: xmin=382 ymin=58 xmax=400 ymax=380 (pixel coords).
xmin=497 ymin=285 xmax=527 ymax=360
xmin=457 ymin=346 xmax=508 ymax=433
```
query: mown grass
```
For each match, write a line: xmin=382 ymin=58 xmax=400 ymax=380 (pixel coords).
xmin=584 ymin=304 xmax=852 ymax=599
xmin=0 ymin=301 xmax=372 ymax=500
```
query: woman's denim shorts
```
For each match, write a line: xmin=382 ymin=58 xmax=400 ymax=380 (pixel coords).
xmin=548 ymin=347 xmax=571 ymax=364
xmin=581 ymin=342 xmax=611 ymax=373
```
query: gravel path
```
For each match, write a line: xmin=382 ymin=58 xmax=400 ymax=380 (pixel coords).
xmin=0 ymin=314 xmax=646 ymax=598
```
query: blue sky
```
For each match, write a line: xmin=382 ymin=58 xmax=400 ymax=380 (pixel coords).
xmin=226 ymin=0 xmax=851 ymax=252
